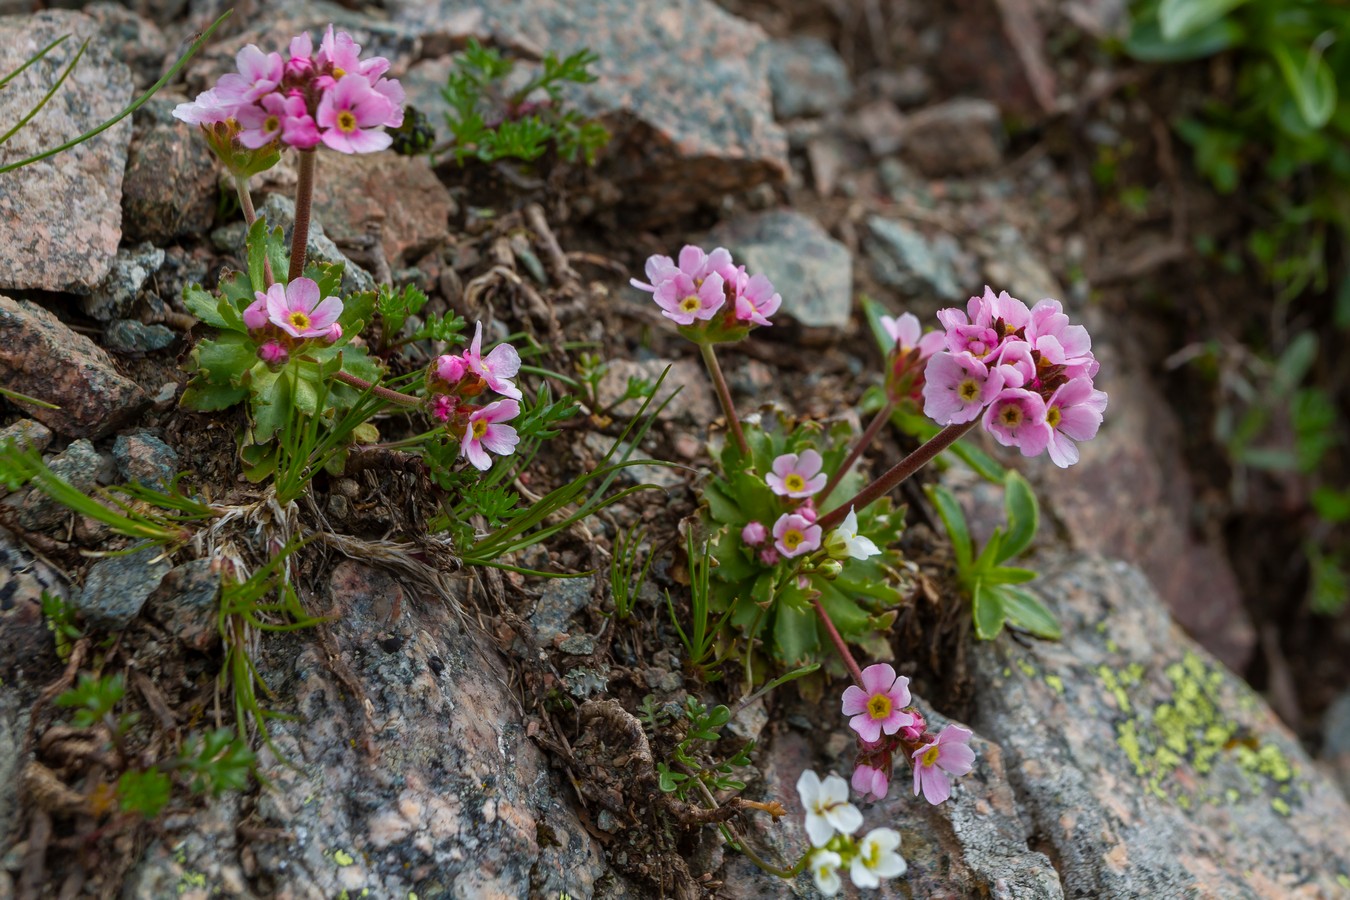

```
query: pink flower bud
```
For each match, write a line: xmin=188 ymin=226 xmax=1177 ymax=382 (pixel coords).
xmin=759 ymin=547 xmax=780 ymax=567
xmin=257 ymin=340 xmax=288 ymax=366
xmin=797 ymin=500 xmax=818 ymax=524
xmin=431 ymin=395 xmax=455 ymax=423
xmin=243 ymin=297 xmax=269 ymax=331
xmin=435 ymin=353 xmax=468 ymax=385
xmin=323 ymin=322 xmax=343 ymax=343
xmin=741 ymin=521 xmax=767 ymax=546
xmin=899 ymin=710 xmax=926 ymax=742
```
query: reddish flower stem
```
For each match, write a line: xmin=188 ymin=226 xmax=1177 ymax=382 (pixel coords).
xmin=332 ymin=370 xmax=422 ymax=408
xmin=818 ymin=398 xmax=896 ymax=504
xmin=811 ymin=591 xmax=865 ymax=688
xmin=698 ymin=342 xmax=749 ymax=456
xmin=818 ymin=419 xmax=979 ymax=531
xmin=287 ymin=150 xmax=317 ymax=283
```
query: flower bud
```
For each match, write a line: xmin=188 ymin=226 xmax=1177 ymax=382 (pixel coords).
xmin=758 ymin=547 xmax=780 ymax=567
xmin=243 ymin=297 xmax=269 ymax=331
xmin=257 ymin=340 xmax=289 ymax=367
xmin=816 ymin=559 xmax=843 ymax=580
xmin=323 ymin=322 xmax=343 ymax=344
xmin=741 ymin=520 xmax=767 ymax=547
xmin=435 ymin=353 xmax=467 ymax=385
xmin=430 ymin=395 xmax=456 ymax=423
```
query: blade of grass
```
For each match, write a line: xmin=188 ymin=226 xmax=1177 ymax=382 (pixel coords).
xmin=0 ymin=38 xmax=88 ymax=147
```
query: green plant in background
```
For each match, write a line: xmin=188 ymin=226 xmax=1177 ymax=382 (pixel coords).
xmin=654 ymin=698 xmax=753 ymax=801
xmin=440 ymin=38 xmax=611 ymax=165
xmin=926 ymin=470 xmax=1061 ymax=641
xmin=609 ymin=520 xmax=654 ymax=619
xmin=668 ymin=529 xmax=733 ymax=681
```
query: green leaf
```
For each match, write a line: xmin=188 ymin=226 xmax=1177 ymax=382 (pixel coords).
xmin=998 ymin=470 xmax=1039 ymax=563
xmin=249 ymin=365 xmax=291 ymax=444
xmin=1272 ymin=42 xmax=1337 ymax=130
xmin=1158 ymin=0 xmax=1251 ymax=42
xmin=972 ymin=581 xmax=1006 ymax=640
xmin=117 ymin=769 xmax=173 ymax=817
xmin=703 ymin=478 xmax=743 ymax=525
xmin=981 ymin=565 xmax=1038 ymax=585
xmin=997 ymin=585 xmax=1062 ymax=639
xmin=773 ymin=599 xmax=819 ymax=666
xmin=1125 ymin=18 xmax=1241 ymax=62
xmin=180 ymin=378 xmax=248 ymax=412
xmin=191 ymin=333 xmax=257 ymax=386
xmin=184 ymin=284 xmax=233 ymax=330
xmin=338 ymin=289 xmax=376 ymax=337
xmin=927 ymin=484 xmax=973 ymax=570
xmin=246 ymin=217 xmax=270 ymax=292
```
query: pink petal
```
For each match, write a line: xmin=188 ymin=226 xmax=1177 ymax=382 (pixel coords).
xmin=287 ymin=278 xmax=320 ymax=313
xmin=480 ymin=424 xmax=519 ymax=456
xmin=861 ymin=663 xmax=896 ymax=696
xmin=307 ymin=295 xmax=343 ymax=330
xmin=920 ymin=768 xmax=951 ymax=805
xmin=841 ymin=685 xmax=869 ymax=716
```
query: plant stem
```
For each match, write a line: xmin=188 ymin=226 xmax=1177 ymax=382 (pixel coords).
xmin=810 ymin=592 xmax=865 ymax=688
xmin=288 ymin=150 xmax=317 ymax=283
xmin=819 ymin=399 xmax=896 ymax=504
xmin=332 ymin=370 xmax=423 ymax=409
xmin=699 ymin=342 xmax=748 ymax=455
xmin=235 ymin=175 xmax=275 ymax=288
xmin=818 ymin=420 xmax=978 ymax=531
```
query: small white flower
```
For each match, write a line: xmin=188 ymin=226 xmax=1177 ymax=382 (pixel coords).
xmin=810 ymin=849 xmax=843 ymax=897
xmin=849 ymin=827 xmax=907 ymax=888
xmin=825 ymin=507 xmax=881 ymax=561
xmin=797 ymin=770 xmax=863 ymax=847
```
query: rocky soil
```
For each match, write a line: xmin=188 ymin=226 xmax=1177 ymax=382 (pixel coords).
xmin=2 ymin=0 xmax=1349 ymax=898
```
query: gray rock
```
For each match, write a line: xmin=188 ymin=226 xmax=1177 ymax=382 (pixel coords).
xmin=901 ymin=98 xmax=1005 ymax=177
xmin=9 ymin=439 xmax=102 ymax=530
xmin=706 ymin=209 xmax=853 ymax=331
xmin=81 ymin=243 xmax=165 ymax=321
xmin=0 ymin=418 xmax=52 ymax=455
xmin=81 ymin=2 xmax=167 ymax=90
xmin=558 ymin=633 xmax=596 ymax=655
xmin=596 ymin=358 xmax=717 ymax=426
xmin=970 ymin=553 xmax=1350 ymax=897
xmin=531 ymin=575 xmax=595 ymax=644
xmin=581 ymin=433 xmax=686 ymax=489
xmin=122 ymin=97 xmax=219 ymax=244
xmin=391 ymin=0 xmax=788 ymax=220
xmin=0 ymin=296 xmax=150 ymax=438
xmin=1323 ymin=690 xmax=1350 ymax=802
xmin=851 ymin=99 xmax=907 ymax=158
xmin=112 ymin=431 xmax=178 ymax=489
xmin=978 ymin=223 xmax=1063 ymax=303
xmin=212 ymin=194 xmax=377 ymax=296
xmin=767 ymin=36 xmax=852 ymax=120
xmin=126 ymin=561 xmax=610 ymax=898
xmin=0 ymin=11 xmax=134 ymax=292
xmin=865 ymin=215 xmax=960 ymax=300
xmin=75 ymin=544 xmax=171 ymax=631
xmin=0 ymin=523 xmax=68 ymax=684
xmin=142 ymin=558 xmax=221 ymax=653
xmin=103 ymin=319 xmax=176 ymax=355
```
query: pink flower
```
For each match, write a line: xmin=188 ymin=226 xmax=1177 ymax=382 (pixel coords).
xmin=741 ymin=521 xmax=767 ymax=546
xmin=173 ymin=88 xmax=235 ymax=125
xmin=841 ymin=663 xmax=914 ymax=743
xmin=434 ymin=353 xmax=468 ymax=386
xmin=652 ymin=271 xmax=726 ymax=325
xmin=772 ymin=512 xmax=821 ymax=558
xmin=937 ymin=287 xmax=1031 ymax=359
xmin=796 ymin=500 xmax=818 ymax=524
xmin=242 ymin=298 xmax=269 ymax=331
xmin=237 ymin=92 xmax=308 ymax=149
xmin=431 ymin=395 xmax=456 ymax=422
xmin=463 ymin=321 xmax=523 ymax=400
xmin=261 ymin=278 xmax=342 ymax=339
xmin=732 ymin=272 xmax=781 ymax=327
xmin=1044 ymin=378 xmax=1107 ymax=468
xmin=317 ymin=73 xmax=396 ymax=154
xmin=922 ymin=351 xmax=1003 ymax=425
xmin=851 ymin=764 xmax=890 ymax=801
xmin=629 ymin=254 xmax=679 ymax=293
xmin=759 ymin=547 xmax=780 ymax=566
xmin=461 ymin=399 xmax=521 ymax=471
xmin=899 ymin=709 xmax=926 ymax=742
xmin=316 ymin=26 xmax=390 ymax=84
xmin=1027 ymin=299 xmax=1092 ymax=365
xmin=912 ymin=725 xmax=975 ymax=805
xmin=215 ymin=44 xmax=283 ymax=107
xmin=983 ymin=388 xmax=1053 ymax=457
xmin=881 ymin=312 xmax=945 ymax=357
xmin=257 ymin=340 xmax=288 ymax=366
xmin=766 ymin=450 xmax=826 ymax=498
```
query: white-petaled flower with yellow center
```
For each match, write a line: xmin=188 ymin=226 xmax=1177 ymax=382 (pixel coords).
xmin=824 ymin=506 xmax=880 ymax=561
xmin=849 ymin=827 xmax=907 ymax=888
xmin=796 ymin=770 xmax=862 ymax=847
xmin=809 ymin=849 xmax=843 ymax=897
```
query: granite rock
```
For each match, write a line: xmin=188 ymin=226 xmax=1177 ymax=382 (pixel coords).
xmin=865 ymin=215 xmax=962 ymax=301
xmin=112 ymin=431 xmax=178 ymax=489
xmin=901 ymin=98 xmax=1005 ymax=177
xmin=142 ymin=558 xmax=221 ymax=653
xmin=0 ymin=419 xmax=53 ymax=456
xmin=122 ymin=98 xmax=219 ymax=244
xmin=76 ymin=543 xmax=172 ymax=631
xmin=706 ymin=209 xmax=853 ymax=331
xmin=0 ymin=295 xmax=149 ymax=438
xmin=80 ymin=243 xmax=164 ymax=322
xmin=970 ymin=553 xmax=1350 ymax=897
xmin=81 ymin=2 xmax=167 ymax=90
xmin=530 ymin=575 xmax=596 ymax=645
xmin=767 ymin=36 xmax=852 ymax=120
xmin=8 ymin=439 xmax=102 ymax=531
xmin=103 ymin=319 xmax=176 ymax=355
xmin=0 ymin=11 xmax=134 ymax=292
xmin=392 ymin=0 xmax=788 ymax=219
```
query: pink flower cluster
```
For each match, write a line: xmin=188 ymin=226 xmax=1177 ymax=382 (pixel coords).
xmin=175 ymin=26 xmax=404 ymax=154
xmin=242 ymin=278 xmax=343 ymax=366
xmin=425 ymin=322 xmax=523 ymax=470
xmin=922 ymin=287 xmax=1107 ymax=467
xmin=631 ymin=246 xmax=782 ymax=335
xmin=842 ymin=664 xmax=975 ymax=804
xmin=740 ymin=451 xmax=830 ymax=563
xmin=880 ymin=312 xmax=945 ymax=407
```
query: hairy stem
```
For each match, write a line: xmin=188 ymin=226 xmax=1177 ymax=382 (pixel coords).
xmin=818 ymin=420 xmax=978 ymax=531
xmin=819 ymin=399 xmax=896 ymax=504
xmin=811 ymin=592 xmax=865 ymax=688
xmin=287 ymin=150 xmax=317 ymax=283
xmin=235 ymin=175 xmax=275 ymax=288
xmin=332 ymin=370 xmax=423 ymax=409
xmin=699 ymin=342 xmax=748 ymax=455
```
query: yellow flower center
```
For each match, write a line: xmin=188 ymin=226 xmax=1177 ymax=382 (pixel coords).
xmin=337 ymin=110 xmax=358 ymax=133
xmin=999 ymin=405 xmax=1023 ymax=427
xmin=333 ymin=66 xmax=347 ymax=78
xmin=264 ymin=115 xmax=280 ymax=133
xmin=472 ymin=419 xmax=489 ymax=439
xmin=957 ymin=378 xmax=980 ymax=402
xmin=287 ymin=311 xmax=311 ymax=330
xmin=866 ymin=694 xmax=892 ymax=720
xmin=783 ymin=529 xmax=804 ymax=550
xmin=921 ymin=746 xmax=940 ymax=767
xmin=679 ymin=295 xmax=701 ymax=313
xmin=1046 ymin=406 xmax=1062 ymax=428
xmin=785 ymin=474 xmax=805 ymax=492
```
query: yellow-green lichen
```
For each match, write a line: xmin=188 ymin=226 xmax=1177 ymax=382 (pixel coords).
xmin=1270 ymin=797 xmax=1291 ymax=816
xmin=1045 ymin=674 xmax=1065 ymax=695
xmin=1336 ymin=873 xmax=1350 ymax=890
xmin=333 ymin=849 xmax=355 ymax=867
xmin=1016 ymin=658 xmax=1037 ymax=678
xmin=176 ymin=872 xmax=207 ymax=895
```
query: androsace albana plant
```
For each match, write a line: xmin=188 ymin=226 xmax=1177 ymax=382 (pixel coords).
xmin=634 ymin=243 xmax=1106 ymax=892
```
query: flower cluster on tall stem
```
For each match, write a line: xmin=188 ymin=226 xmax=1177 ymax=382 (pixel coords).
xmin=425 ymin=322 xmax=523 ymax=470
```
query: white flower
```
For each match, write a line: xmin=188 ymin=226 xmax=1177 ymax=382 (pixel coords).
xmin=850 ymin=827 xmax=907 ymax=888
xmin=810 ymin=849 xmax=843 ymax=897
xmin=825 ymin=507 xmax=881 ymax=561
xmin=797 ymin=770 xmax=863 ymax=847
